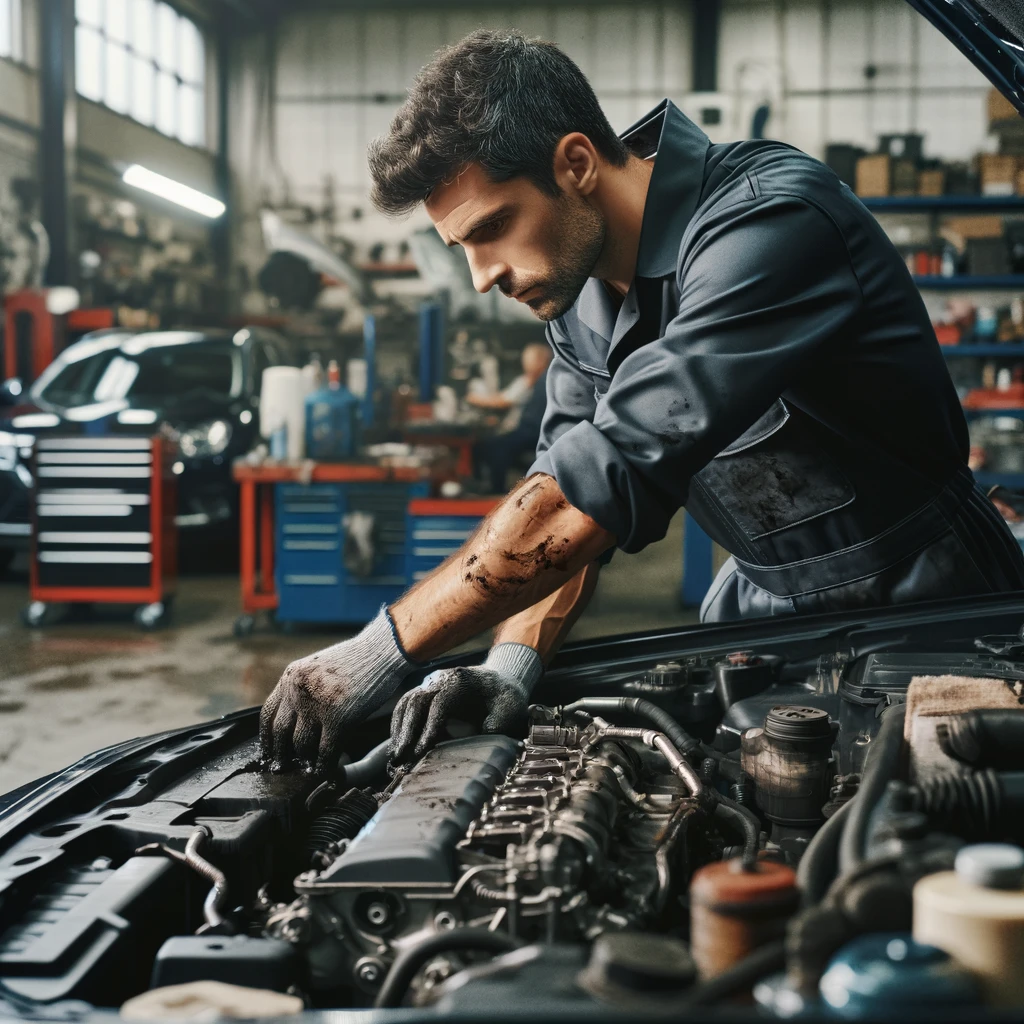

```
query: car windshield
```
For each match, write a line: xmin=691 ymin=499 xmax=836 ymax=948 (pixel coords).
xmin=30 ymin=333 xmax=242 ymax=408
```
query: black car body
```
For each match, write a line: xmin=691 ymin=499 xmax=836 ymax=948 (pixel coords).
xmin=0 ymin=327 xmax=292 ymax=570
xmin=0 ymin=0 xmax=1022 ymax=1020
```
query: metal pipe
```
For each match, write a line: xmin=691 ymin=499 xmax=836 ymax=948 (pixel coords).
xmin=185 ymin=826 xmax=230 ymax=932
xmin=594 ymin=723 xmax=703 ymax=797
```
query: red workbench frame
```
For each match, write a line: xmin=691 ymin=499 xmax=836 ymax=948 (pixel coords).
xmin=233 ymin=461 xmax=438 ymax=618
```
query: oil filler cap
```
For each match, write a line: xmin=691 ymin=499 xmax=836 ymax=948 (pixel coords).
xmin=955 ymin=843 xmax=1024 ymax=890
xmin=764 ymin=705 xmax=831 ymax=743
xmin=578 ymin=933 xmax=695 ymax=1006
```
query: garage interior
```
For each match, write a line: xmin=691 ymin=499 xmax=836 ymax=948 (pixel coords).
xmin=0 ymin=0 xmax=1018 ymax=796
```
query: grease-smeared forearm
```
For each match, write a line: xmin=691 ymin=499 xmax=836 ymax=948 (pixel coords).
xmin=390 ymin=475 xmax=614 ymax=661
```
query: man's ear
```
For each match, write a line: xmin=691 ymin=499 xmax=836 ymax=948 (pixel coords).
xmin=553 ymin=133 xmax=599 ymax=196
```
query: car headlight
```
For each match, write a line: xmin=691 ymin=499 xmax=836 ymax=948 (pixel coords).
xmin=178 ymin=419 xmax=232 ymax=459
xmin=0 ymin=430 xmax=33 ymax=472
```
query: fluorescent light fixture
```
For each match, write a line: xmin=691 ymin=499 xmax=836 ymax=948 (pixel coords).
xmin=122 ymin=164 xmax=225 ymax=219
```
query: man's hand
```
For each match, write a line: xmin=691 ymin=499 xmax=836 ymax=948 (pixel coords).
xmin=390 ymin=643 xmax=542 ymax=762
xmin=259 ymin=608 xmax=415 ymax=773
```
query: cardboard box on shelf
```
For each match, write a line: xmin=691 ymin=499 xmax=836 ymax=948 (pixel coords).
xmin=1017 ymin=167 xmax=1024 ymax=196
xmin=892 ymin=158 xmax=918 ymax=196
xmin=856 ymin=153 xmax=891 ymax=197
xmin=917 ymin=168 xmax=946 ymax=196
xmin=943 ymin=215 xmax=1004 ymax=240
xmin=989 ymin=87 xmax=1019 ymax=125
xmin=980 ymin=153 xmax=1019 ymax=196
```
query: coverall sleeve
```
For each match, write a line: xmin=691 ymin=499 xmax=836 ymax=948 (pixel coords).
xmin=531 ymin=318 xmax=600 ymax=462
xmin=532 ymin=196 xmax=864 ymax=553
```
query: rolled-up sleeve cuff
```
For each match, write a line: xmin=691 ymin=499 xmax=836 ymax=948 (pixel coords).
xmin=527 ymin=420 xmax=670 ymax=553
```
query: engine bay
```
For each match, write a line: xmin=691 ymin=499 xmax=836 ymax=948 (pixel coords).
xmin=4 ymin=619 xmax=1024 ymax=1018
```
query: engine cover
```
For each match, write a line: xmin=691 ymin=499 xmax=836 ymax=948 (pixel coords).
xmin=317 ymin=735 xmax=521 ymax=887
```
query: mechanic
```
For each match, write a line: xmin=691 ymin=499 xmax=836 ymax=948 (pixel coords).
xmin=260 ymin=29 xmax=1024 ymax=771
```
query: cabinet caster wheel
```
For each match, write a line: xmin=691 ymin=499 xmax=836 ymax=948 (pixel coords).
xmin=21 ymin=601 xmax=52 ymax=627
xmin=233 ymin=614 xmax=255 ymax=638
xmin=135 ymin=600 xmax=171 ymax=630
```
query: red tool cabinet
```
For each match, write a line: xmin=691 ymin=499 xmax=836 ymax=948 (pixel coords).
xmin=25 ymin=436 xmax=177 ymax=628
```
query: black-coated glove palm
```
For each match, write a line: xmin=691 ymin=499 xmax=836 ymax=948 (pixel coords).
xmin=390 ymin=665 xmax=530 ymax=764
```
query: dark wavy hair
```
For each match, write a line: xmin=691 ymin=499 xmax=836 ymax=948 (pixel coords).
xmin=368 ymin=29 xmax=629 ymax=215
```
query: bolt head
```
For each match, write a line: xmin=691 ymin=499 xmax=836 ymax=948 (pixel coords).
xmin=358 ymin=962 xmax=381 ymax=984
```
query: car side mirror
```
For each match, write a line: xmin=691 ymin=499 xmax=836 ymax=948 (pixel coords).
xmin=0 ymin=378 xmax=23 ymax=407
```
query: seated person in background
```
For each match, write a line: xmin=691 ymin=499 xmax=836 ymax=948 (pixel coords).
xmin=471 ymin=343 xmax=552 ymax=493
xmin=467 ymin=343 xmax=552 ymax=431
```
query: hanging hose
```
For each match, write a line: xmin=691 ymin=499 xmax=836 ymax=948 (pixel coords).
xmin=796 ymin=798 xmax=855 ymax=906
xmin=681 ymin=939 xmax=786 ymax=1006
xmin=137 ymin=825 xmax=231 ymax=933
xmin=936 ymin=710 xmax=1024 ymax=771
xmin=712 ymin=794 xmax=760 ymax=870
xmin=839 ymin=703 xmax=906 ymax=874
xmin=338 ymin=739 xmax=391 ymax=788
xmin=374 ymin=929 xmax=522 ymax=1008
xmin=562 ymin=697 xmax=703 ymax=759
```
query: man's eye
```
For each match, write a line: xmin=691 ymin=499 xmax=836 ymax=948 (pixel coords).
xmin=480 ymin=218 xmax=506 ymax=237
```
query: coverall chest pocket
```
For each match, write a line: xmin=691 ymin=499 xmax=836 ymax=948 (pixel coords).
xmin=696 ymin=400 xmax=856 ymax=541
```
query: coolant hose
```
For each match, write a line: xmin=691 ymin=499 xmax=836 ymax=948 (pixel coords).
xmin=682 ymin=939 xmax=786 ymax=1006
xmin=374 ymin=928 xmax=522 ymax=1008
xmin=839 ymin=703 xmax=906 ymax=875
xmin=937 ymin=710 xmax=1024 ymax=771
xmin=713 ymin=794 xmax=761 ymax=870
xmin=796 ymin=798 xmax=855 ymax=906
xmin=562 ymin=697 xmax=702 ymax=758
xmin=338 ymin=738 xmax=390 ymax=788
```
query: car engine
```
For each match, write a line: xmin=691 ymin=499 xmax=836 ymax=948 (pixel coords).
xmin=5 ymin=620 xmax=1024 ymax=1017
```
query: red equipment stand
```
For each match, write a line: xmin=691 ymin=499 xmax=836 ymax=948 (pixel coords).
xmin=3 ymin=290 xmax=114 ymax=385
xmin=232 ymin=460 xmax=437 ymax=636
xmin=24 ymin=436 xmax=177 ymax=629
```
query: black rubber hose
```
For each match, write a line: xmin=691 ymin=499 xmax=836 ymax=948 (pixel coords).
xmin=839 ymin=703 xmax=906 ymax=874
xmin=682 ymin=940 xmax=786 ymax=1007
xmin=713 ymin=795 xmax=760 ymax=870
xmin=937 ymin=710 xmax=1024 ymax=771
xmin=796 ymin=798 xmax=855 ymax=906
xmin=374 ymin=929 xmax=521 ymax=1008
xmin=563 ymin=697 xmax=703 ymax=758
xmin=338 ymin=738 xmax=390 ymax=788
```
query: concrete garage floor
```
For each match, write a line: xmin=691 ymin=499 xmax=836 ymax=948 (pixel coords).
xmin=0 ymin=514 xmax=696 ymax=795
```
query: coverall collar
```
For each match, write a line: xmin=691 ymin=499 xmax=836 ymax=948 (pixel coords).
xmin=576 ymin=99 xmax=711 ymax=342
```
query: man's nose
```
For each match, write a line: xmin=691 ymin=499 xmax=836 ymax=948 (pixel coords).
xmin=467 ymin=252 xmax=508 ymax=295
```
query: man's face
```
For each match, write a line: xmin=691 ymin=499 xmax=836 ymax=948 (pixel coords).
xmin=426 ymin=163 xmax=605 ymax=322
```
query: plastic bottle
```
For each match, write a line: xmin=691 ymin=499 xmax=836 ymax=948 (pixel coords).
xmin=305 ymin=359 xmax=361 ymax=461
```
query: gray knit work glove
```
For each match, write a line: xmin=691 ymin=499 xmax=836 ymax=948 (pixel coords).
xmin=390 ymin=643 xmax=543 ymax=764
xmin=259 ymin=607 xmax=415 ymax=773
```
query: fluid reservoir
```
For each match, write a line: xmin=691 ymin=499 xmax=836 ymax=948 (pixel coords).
xmin=913 ymin=843 xmax=1024 ymax=1006
xmin=741 ymin=705 xmax=835 ymax=828
xmin=819 ymin=933 xmax=979 ymax=1017
xmin=690 ymin=858 xmax=798 ymax=981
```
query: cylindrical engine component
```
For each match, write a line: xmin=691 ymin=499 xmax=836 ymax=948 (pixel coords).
xmin=690 ymin=858 xmax=799 ymax=981
xmin=714 ymin=652 xmax=776 ymax=711
xmin=819 ymin=934 xmax=979 ymax=1016
xmin=910 ymin=769 xmax=1024 ymax=838
xmin=307 ymin=787 xmax=378 ymax=862
xmin=741 ymin=706 xmax=834 ymax=828
xmin=913 ymin=843 xmax=1024 ymax=1006
xmin=937 ymin=710 xmax=1024 ymax=771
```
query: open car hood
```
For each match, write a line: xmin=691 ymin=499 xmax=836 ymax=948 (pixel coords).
xmin=905 ymin=0 xmax=1024 ymax=115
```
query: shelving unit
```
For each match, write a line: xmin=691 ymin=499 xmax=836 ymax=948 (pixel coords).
xmin=873 ymin=197 xmax=1024 ymax=494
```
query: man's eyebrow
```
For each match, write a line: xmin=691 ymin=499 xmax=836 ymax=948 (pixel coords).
xmin=447 ymin=207 xmax=509 ymax=247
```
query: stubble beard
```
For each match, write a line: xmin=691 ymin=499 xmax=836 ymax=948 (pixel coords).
xmin=528 ymin=194 xmax=607 ymax=323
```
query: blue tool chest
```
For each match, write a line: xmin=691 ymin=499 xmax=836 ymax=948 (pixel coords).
xmin=274 ymin=480 xmax=429 ymax=625
xmin=407 ymin=511 xmax=486 ymax=582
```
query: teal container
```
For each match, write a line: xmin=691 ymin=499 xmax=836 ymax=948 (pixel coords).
xmin=305 ymin=382 xmax=361 ymax=460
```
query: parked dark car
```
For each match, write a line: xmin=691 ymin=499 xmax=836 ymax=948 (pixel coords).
xmin=0 ymin=327 xmax=292 ymax=575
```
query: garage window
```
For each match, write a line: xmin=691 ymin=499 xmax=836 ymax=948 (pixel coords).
xmin=75 ymin=0 xmax=206 ymax=148
xmin=0 ymin=0 xmax=23 ymax=62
